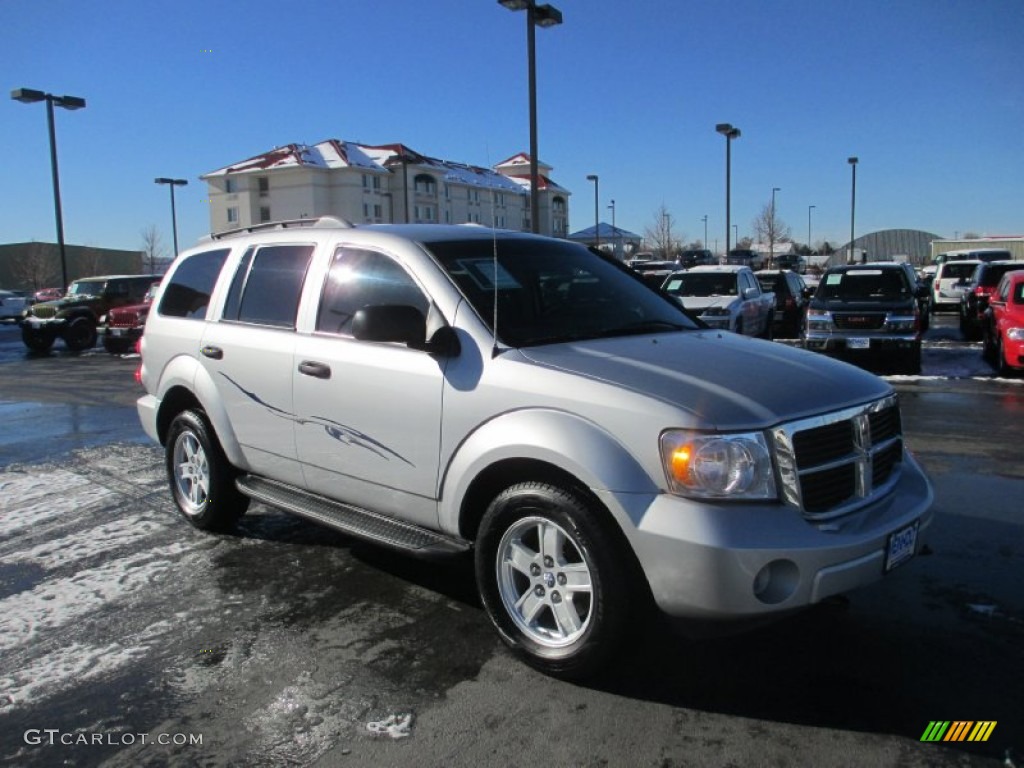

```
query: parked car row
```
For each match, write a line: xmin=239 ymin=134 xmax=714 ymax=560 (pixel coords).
xmin=18 ymin=274 xmax=160 ymax=352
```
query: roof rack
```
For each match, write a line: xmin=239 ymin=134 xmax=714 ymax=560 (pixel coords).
xmin=205 ymin=215 xmax=355 ymax=241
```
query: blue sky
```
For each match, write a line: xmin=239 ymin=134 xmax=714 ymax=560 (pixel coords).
xmin=3 ymin=0 xmax=1022 ymax=256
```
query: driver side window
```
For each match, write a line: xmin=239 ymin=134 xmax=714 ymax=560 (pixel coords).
xmin=317 ymin=247 xmax=429 ymax=336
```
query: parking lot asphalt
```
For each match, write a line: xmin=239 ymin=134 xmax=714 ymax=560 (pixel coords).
xmin=0 ymin=316 xmax=1021 ymax=767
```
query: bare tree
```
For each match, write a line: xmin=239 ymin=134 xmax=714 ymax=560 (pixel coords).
xmin=962 ymin=231 xmax=981 ymax=240
xmin=643 ymin=205 xmax=684 ymax=259
xmin=752 ymin=201 xmax=792 ymax=267
xmin=9 ymin=241 xmax=60 ymax=290
xmin=141 ymin=225 xmax=166 ymax=273
xmin=76 ymin=247 xmax=104 ymax=279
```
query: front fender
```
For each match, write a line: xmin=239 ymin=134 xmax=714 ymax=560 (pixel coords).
xmin=438 ymin=408 xmax=659 ymax=535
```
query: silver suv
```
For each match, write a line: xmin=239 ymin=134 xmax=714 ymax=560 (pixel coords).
xmin=138 ymin=218 xmax=933 ymax=678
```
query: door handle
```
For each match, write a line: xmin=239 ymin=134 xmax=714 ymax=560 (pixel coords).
xmin=298 ymin=360 xmax=331 ymax=379
xmin=200 ymin=345 xmax=223 ymax=360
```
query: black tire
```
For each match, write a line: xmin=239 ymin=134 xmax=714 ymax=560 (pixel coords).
xmin=102 ymin=337 xmax=133 ymax=355
xmin=21 ymin=328 xmax=55 ymax=352
xmin=982 ymin=324 xmax=996 ymax=362
xmin=475 ymin=481 xmax=634 ymax=680
xmin=734 ymin=318 xmax=743 ymax=336
xmin=995 ymin=335 xmax=1014 ymax=378
xmin=761 ymin=316 xmax=774 ymax=341
xmin=64 ymin=317 xmax=97 ymax=351
xmin=165 ymin=409 xmax=248 ymax=532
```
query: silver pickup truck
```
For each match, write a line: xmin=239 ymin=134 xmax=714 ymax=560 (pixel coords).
xmin=138 ymin=219 xmax=933 ymax=679
xmin=662 ymin=265 xmax=775 ymax=338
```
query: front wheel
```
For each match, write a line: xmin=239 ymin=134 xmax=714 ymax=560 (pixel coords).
xmin=22 ymin=327 xmax=55 ymax=352
xmin=165 ymin=409 xmax=248 ymax=532
xmin=475 ymin=482 xmax=634 ymax=680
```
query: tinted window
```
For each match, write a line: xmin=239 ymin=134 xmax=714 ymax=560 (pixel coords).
xmin=980 ymin=264 xmax=1024 ymax=287
xmin=317 ymin=248 xmax=428 ymax=335
xmin=234 ymin=244 xmax=314 ymax=328
xmin=943 ymin=263 xmax=979 ymax=281
xmin=159 ymin=249 xmax=230 ymax=319
xmin=428 ymin=238 xmax=698 ymax=347
xmin=222 ymin=248 xmax=254 ymax=321
xmin=819 ymin=269 xmax=909 ymax=301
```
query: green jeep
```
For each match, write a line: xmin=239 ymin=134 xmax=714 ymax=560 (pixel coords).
xmin=20 ymin=274 xmax=161 ymax=352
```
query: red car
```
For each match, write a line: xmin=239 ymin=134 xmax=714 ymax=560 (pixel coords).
xmin=983 ymin=270 xmax=1024 ymax=376
xmin=33 ymin=287 xmax=64 ymax=303
xmin=98 ymin=281 xmax=159 ymax=353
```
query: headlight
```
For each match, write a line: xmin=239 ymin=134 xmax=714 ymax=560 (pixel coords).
xmin=98 ymin=314 xmax=107 ymax=324
xmin=660 ymin=430 xmax=777 ymax=500
xmin=1007 ymin=328 xmax=1024 ymax=341
xmin=701 ymin=307 xmax=731 ymax=317
xmin=806 ymin=308 xmax=832 ymax=331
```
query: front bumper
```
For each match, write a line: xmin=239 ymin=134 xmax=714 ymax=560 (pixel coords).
xmin=803 ymin=331 xmax=919 ymax=356
xmin=597 ymin=450 xmax=933 ymax=620
xmin=20 ymin=317 xmax=66 ymax=330
xmin=99 ymin=325 xmax=144 ymax=341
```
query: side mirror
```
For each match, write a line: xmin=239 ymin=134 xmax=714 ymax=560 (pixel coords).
xmin=743 ymin=287 xmax=758 ymax=299
xmin=351 ymin=304 xmax=459 ymax=357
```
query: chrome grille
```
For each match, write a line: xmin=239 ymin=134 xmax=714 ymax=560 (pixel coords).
xmin=833 ymin=313 xmax=885 ymax=330
xmin=30 ymin=306 xmax=56 ymax=319
xmin=772 ymin=394 xmax=903 ymax=519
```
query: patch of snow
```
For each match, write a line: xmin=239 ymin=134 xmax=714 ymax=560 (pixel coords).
xmin=0 ymin=470 xmax=115 ymax=536
xmin=3 ymin=513 xmax=170 ymax=570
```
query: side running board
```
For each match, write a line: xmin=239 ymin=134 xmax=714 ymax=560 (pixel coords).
xmin=236 ymin=475 xmax=471 ymax=558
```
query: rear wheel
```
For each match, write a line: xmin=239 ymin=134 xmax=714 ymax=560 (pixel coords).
xmin=995 ymin=335 xmax=1015 ymax=377
xmin=64 ymin=317 xmax=97 ymax=351
xmin=166 ymin=409 xmax=248 ymax=532
xmin=475 ymin=482 xmax=634 ymax=680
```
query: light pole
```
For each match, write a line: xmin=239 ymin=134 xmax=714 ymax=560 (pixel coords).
xmin=715 ymin=123 xmax=740 ymax=257
xmin=701 ymin=215 xmax=708 ymax=248
xmin=154 ymin=178 xmax=188 ymax=258
xmin=11 ymin=87 xmax=87 ymax=290
xmin=586 ymin=174 xmax=599 ymax=247
xmin=848 ymin=156 xmax=858 ymax=263
xmin=770 ymin=186 xmax=780 ymax=267
xmin=499 ymin=0 xmax=563 ymax=234
xmin=733 ymin=224 xmax=738 ymax=247
xmin=808 ymin=204 xmax=816 ymax=254
xmin=608 ymin=198 xmax=617 ymax=257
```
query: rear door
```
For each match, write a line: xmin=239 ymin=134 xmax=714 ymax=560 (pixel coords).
xmin=198 ymin=242 xmax=315 ymax=485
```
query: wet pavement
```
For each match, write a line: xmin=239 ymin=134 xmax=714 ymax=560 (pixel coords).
xmin=0 ymin=317 xmax=1021 ymax=767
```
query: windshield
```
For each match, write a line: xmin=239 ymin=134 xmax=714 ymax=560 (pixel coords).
xmin=427 ymin=238 xmax=698 ymax=346
xmin=818 ymin=269 xmax=910 ymax=301
xmin=66 ymin=280 xmax=106 ymax=297
xmin=663 ymin=273 xmax=737 ymax=297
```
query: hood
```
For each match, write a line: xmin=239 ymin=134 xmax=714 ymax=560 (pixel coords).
xmin=518 ymin=330 xmax=891 ymax=431
xmin=677 ymin=295 xmax=736 ymax=313
xmin=32 ymin=296 xmax=100 ymax=313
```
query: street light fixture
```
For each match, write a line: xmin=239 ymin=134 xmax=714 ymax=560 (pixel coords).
xmin=808 ymin=204 xmax=816 ymax=254
xmin=715 ymin=123 xmax=741 ymax=257
xmin=11 ymin=87 xmax=87 ymax=290
xmin=154 ymin=178 xmax=188 ymax=258
xmin=499 ymin=0 xmax=563 ymax=235
xmin=848 ymin=156 xmax=858 ymax=263
xmin=586 ymin=174 xmax=599 ymax=247
xmin=770 ymin=186 xmax=780 ymax=267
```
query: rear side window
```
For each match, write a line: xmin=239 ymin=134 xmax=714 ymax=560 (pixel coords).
xmin=159 ymin=249 xmax=230 ymax=319
xmin=225 ymin=244 xmax=315 ymax=328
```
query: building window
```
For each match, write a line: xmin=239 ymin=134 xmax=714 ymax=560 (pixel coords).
xmin=227 ymin=207 xmax=238 ymax=224
xmin=553 ymin=196 xmax=566 ymax=213
xmin=374 ymin=204 xmax=382 ymax=218
xmin=445 ymin=210 xmax=451 ymax=223
xmin=362 ymin=174 xmax=369 ymax=189
xmin=257 ymin=177 xmax=269 ymax=197
xmin=373 ymin=175 xmax=381 ymax=190
xmin=260 ymin=206 xmax=271 ymax=223
xmin=414 ymin=174 xmax=436 ymax=196
xmin=363 ymin=203 xmax=370 ymax=218
xmin=495 ymin=193 xmax=505 ymax=207
xmin=444 ymin=183 xmax=450 ymax=200
xmin=225 ymin=178 xmax=236 ymax=193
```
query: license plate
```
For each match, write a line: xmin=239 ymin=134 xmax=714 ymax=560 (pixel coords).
xmin=848 ymin=337 xmax=870 ymax=349
xmin=885 ymin=520 xmax=919 ymax=572
xmin=111 ymin=328 xmax=122 ymax=336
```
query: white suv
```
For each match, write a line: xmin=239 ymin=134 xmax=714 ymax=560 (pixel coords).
xmin=138 ymin=218 xmax=933 ymax=678
xmin=931 ymin=259 xmax=981 ymax=313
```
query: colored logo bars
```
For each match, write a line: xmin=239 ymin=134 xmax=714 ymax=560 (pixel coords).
xmin=920 ymin=721 xmax=997 ymax=743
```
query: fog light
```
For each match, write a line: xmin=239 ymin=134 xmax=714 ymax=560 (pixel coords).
xmin=753 ymin=560 xmax=799 ymax=605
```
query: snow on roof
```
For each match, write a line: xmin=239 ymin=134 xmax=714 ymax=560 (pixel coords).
xmin=204 ymin=139 xmax=567 ymax=194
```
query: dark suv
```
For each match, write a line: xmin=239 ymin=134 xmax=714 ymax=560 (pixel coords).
xmin=678 ymin=249 xmax=715 ymax=268
xmin=803 ymin=263 xmax=927 ymax=374
xmin=755 ymin=269 xmax=808 ymax=337
xmin=959 ymin=261 xmax=1024 ymax=340
xmin=20 ymin=274 xmax=160 ymax=352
